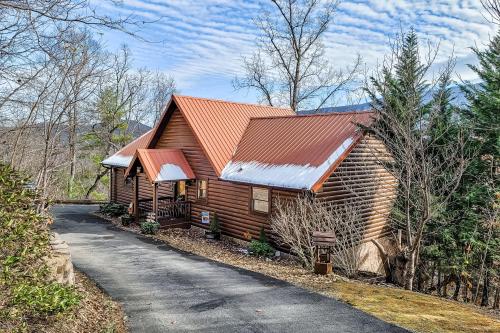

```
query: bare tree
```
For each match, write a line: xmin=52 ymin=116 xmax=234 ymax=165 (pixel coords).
xmin=83 ymin=47 xmax=175 ymax=198
xmin=0 ymin=0 xmax=177 ymax=202
xmin=234 ymin=0 xmax=361 ymax=112
xmin=148 ymin=72 xmax=176 ymax=124
xmin=481 ymin=0 xmax=500 ymax=24
xmin=271 ymin=195 xmax=364 ymax=276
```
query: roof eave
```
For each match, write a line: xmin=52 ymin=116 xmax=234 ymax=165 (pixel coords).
xmin=217 ymin=177 xmax=306 ymax=192
xmin=310 ymin=132 xmax=365 ymax=192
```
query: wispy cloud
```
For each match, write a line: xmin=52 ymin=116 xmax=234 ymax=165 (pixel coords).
xmin=94 ymin=0 xmax=497 ymax=102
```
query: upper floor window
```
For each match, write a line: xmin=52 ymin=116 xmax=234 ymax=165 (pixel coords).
xmin=251 ymin=187 xmax=270 ymax=214
xmin=197 ymin=179 xmax=208 ymax=199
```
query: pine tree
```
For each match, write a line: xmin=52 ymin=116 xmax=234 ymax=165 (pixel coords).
xmin=457 ymin=30 xmax=500 ymax=306
xmin=366 ymin=29 xmax=467 ymax=290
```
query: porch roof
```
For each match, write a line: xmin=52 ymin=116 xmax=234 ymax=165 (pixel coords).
xmin=125 ymin=149 xmax=195 ymax=183
xmin=101 ymin=129 xmax=153 ymax=168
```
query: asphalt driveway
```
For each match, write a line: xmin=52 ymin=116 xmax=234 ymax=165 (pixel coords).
xmin=51 ymin=205 xmax=408 ymax=333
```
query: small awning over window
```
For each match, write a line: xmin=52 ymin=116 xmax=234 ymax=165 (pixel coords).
xmin=125 ymin=149 xmax=195 ymax=183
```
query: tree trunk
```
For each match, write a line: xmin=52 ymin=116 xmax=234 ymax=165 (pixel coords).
xmin=429 ymin=262 xmax=436 ymax=292
xmin=437 ymin=268 xmax=442 ymax=295
xmin=453 ymin=274 xmax=461 ymax=301
xmin=481 ymin=270 xmax=490 ymax=307
xmin=86 ymin=168 xmax=108 ymax=199
xmin=68 ymin=107 xmax=77 ymax=196
xmin=493 ymin=287 xmax=499 ymax=309
xmin=405 ymin=250 xmax=416 ymax=290
xmin=463 ymin=279 xmax=469 ymax=303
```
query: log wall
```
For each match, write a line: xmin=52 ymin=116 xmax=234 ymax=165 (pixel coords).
xmin=110 ymin=169 xmax=173 ymax=205
xmin=110 ymin=110 xmax=396 ymax=245
xmin=316 ymin=135 xmax=397 ymax=242
xmin=154 ymin=108 xmax=298 ymax=240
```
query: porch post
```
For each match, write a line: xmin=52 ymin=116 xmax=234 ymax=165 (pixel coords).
xmin=152 ymin=182 xmax=158 ymax=222
xmin=134 ymin=175 xmax=139 ymax=221
xmin=108 ymin=168 xmax=113 ymax=203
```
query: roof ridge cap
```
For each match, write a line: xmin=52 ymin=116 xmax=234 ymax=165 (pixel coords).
xmin=173 ymin=94 xmax=293 ymax=111
xmin=249 ymin=110 xmax=374 ymax=120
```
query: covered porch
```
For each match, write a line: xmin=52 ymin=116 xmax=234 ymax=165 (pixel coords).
xmin=125 ymin=148 xmax=196 ymax=227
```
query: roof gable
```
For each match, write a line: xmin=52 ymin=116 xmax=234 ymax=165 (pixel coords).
xmin=220 ymin=112 xmax=374 ymax=191
xmin=125 ymin=149 xmax=195 ymax=183
xmin=148 ymin=95 xmax=294 ymax=175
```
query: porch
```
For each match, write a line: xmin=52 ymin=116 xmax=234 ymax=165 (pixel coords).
xmin=125 ymin=148 xmax=196 ymax=228
xmin=137 ymin=195 xmax=191 ymax=229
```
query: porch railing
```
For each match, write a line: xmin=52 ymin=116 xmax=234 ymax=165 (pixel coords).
xmin=138 ymin=197 xmax=191 ymax=221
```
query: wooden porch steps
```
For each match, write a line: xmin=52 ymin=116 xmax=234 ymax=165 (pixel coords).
xmin=158 ymin=217 xmax=191 ymax=230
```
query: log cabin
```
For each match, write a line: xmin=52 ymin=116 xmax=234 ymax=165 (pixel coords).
xmin=102 ymin=95 xmax=397 ymax=273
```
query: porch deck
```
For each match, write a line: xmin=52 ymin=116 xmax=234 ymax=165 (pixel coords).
xmin=138 ymin=196 xmax=191 ymax=229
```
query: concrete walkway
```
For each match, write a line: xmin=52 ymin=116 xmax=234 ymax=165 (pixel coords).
xmin=51 ymin=205 xmax=408 ymax=333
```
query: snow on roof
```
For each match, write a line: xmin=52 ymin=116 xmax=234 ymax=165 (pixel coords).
xmin=220 ymin=137 xmax=354 ymax=190
xmin=101 ymin=129 xmax=153 ymax=168
xmin=219 ymin=111 xmax=373 ymax=191
xmin=156 ymin=163 xmax=189 ymax=182
xmin=102 ymin=154 xmax=133 ymax=168
xmin=125 ymin=149 xmax=195 ymax=183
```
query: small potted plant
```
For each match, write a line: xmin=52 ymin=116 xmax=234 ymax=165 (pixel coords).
xmin=205 ymin=212 xmax=221 ymax=240
xmin=120 ymin=214 xmax=133 ymax=226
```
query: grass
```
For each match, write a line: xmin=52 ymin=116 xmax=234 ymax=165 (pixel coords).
xmin=321 ymin=280 xmax=500 ymax=333
xmin=97 ymin=213 xmax=500 ymax=333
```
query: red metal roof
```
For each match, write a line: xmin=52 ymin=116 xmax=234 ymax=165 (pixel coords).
xmin=126 ymin=149 xmax=195 ymax=183
xmin=220 ymin=112 xmax=374 ymax=191
xmin=168 ymin=95 xmax=294 ymax=175
xmin=102 ymin=129 xmax=154 ymax=168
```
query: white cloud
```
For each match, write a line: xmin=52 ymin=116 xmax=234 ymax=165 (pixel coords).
xmin=94 ymin=0 xmax=497 ymax=102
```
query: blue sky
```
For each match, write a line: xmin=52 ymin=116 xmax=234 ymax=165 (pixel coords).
xmin=93 ymin=0 xmax=497 ymax=106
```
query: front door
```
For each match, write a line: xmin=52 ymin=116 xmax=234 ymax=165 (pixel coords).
xmin=174 ymin=180 xmax=186 ymax=201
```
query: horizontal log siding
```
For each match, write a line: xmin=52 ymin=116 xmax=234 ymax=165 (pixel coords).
xmin=111 ymin=168 xmax=174 ymax=206
xmin=155 ymin=109 xmax=298 ymax=240
xmin=112 ymin=168 xmax=133 ymax=205
xmin=316 ymin=136 xmax=397 ymax=242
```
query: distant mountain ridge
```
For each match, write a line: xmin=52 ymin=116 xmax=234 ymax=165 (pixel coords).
xmin=300 ymin=84 xmax=475 ymax=115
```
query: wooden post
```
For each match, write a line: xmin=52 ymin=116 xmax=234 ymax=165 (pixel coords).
xmin=108 ymin=168 xmax=113 ymax=203
xmin=134 ymin=175 xmax=139 ymax=221
xmin=152 ymin=182 xmax=158 ymax=222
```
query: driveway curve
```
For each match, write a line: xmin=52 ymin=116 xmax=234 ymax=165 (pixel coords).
xmin=52 ymin=205 xmax=408 ymax=333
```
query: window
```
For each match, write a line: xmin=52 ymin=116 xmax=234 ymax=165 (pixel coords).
xmin=251 ymin=187 xmax=270 ymax=214
xmin=197 ymin=179 xmax=208 ymax=199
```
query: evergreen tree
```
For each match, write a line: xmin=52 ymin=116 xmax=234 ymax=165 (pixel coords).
xmin=457 ymin=30 xmax=500 ymax=306
xmin=366 ymin=29 xmax=467 ymax=290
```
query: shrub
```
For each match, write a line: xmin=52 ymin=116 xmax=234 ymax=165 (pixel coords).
xmin=0 ymin=163 xmax=50 ymax=284
xmin=99 ymin=203 xmax=127 ymax=217
xmin=0 ymin=163 xmax=81 ymax=326
xmin=209 ymin=212 xmax=220 ymax=234
xmin=248 ymin=226 xmax=274 ymax=257
xmin=120 ymin=214 xmax=133 ymax=226
xmin=271 ymin=195 xmax=362 ymax=276
xmin=258 ymin=225 xmax=267 ymax=243
xmin=11 ymin=282 xmax=81 ymax=316
xmin=140 ymin=221 xmax=160 ymax=234
xmin=248 ymin=240 xmax=275 ymax=257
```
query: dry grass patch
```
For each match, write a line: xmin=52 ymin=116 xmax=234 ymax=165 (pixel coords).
xmin=318 ymin=280 xmax=500 ymax=333
xmin=97 ymin=213 xmax=499 ymax=333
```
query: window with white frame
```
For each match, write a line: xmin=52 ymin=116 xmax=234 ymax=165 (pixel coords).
xmin=251 ymin=187 xmax=270 ymax=214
